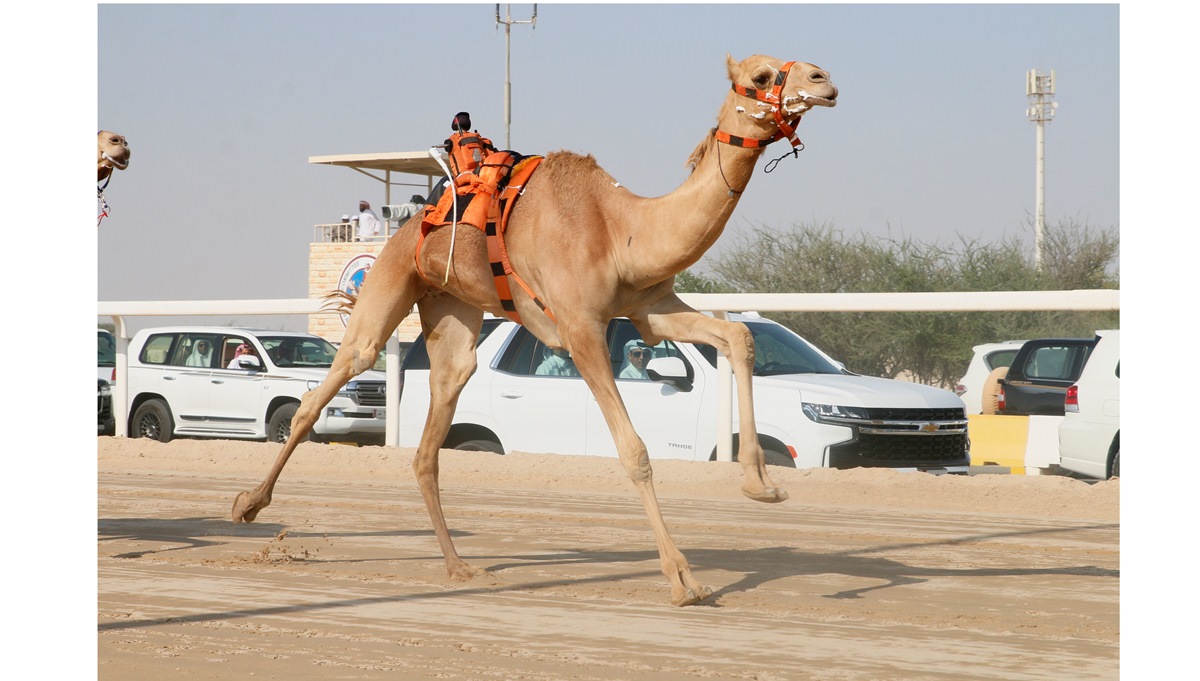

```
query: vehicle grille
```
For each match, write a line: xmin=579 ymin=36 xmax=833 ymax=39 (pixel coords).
xmin=828 ymin=406 xmax=969 ymax=469
xmin=863 ymin=406 xmax=965 ymax=421
xmin=349 ymin=381 xmax=386 ymax=407
xmin=98 ymin=395 xmax=112 ymax=420
xmin=829 ymin=433 xmax=969 ymax=467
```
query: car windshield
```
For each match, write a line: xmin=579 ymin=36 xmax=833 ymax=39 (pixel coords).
xmin=258 ymin=336 xmax=338 ymax=368
xmin=696 ymin=321 xmax=845 ymax=376
xmin=98 ymin=331 xmax=116 ymax=367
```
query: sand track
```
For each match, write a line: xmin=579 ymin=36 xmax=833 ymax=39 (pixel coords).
xmin=99 ymin=439 xmax=1118 ymax=680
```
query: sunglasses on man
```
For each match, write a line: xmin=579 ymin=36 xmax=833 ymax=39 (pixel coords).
xmin=629 ymin=349 xmax=652 ymax=359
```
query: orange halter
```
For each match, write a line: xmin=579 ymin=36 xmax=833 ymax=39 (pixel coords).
xmin=714 ymin=61 xmax=805 ymax=151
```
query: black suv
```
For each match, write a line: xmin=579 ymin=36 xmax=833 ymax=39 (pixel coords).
xmin=998 ymin=337 xmax=1098 ymax=416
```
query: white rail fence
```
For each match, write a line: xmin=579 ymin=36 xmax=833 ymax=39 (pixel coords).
xmin=99 ymin=289 xmax=1120 ymax=458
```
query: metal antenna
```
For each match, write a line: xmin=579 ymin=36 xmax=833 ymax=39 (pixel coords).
xmin=496 ymin=4 xmax=537 ymax=150
xmin=1026 ymin=69 xmax=1057 ymax=271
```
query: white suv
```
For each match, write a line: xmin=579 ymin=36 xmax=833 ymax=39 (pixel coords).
xmin=954 ymin=340 xmax=1026 ymax=413
xmin=126 ymin=326 xmax=387 ymax=445
xmin=1058 ymin=329 xmax=1120 ymax=479
xmin=397 ymin=314 xmax=971 ymax=473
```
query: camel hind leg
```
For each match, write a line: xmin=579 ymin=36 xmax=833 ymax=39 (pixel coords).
xmin=410 ymin=295 xmax=487 ymax=580
xmin=231 ymin=254 xmax=425 ymax=524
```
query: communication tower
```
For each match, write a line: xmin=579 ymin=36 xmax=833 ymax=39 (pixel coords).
xmin=1026 ymin=69 xmax=1057 ymax=270
xmin=496 ymin=4 xmax=538 ymax=150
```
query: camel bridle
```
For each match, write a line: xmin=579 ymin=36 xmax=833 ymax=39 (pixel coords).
xmin=713 ymin=61 xmax=810 ymax=195
xmin=715 ymin=60 xmax=806 ymax=152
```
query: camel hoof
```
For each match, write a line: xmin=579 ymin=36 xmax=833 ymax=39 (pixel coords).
xmin=741 ymin=485 xmax=789 ymax=504
xmin=448 ymin=564 xmax=490 ymax=582
xmin=673 ymin=585 xmax=714 ymax=607
xmin=231 ymin=492 xmax=261 ymax=524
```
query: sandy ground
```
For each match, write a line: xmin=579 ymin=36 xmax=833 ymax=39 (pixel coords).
xmin=98 ymin=438 xmax=1118 ymax=680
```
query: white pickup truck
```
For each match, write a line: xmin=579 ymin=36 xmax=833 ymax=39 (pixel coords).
xmin=125 ymin=326 xmax=387 ymax=445
xmin=396 ymin=314 xmax=971 ymax=473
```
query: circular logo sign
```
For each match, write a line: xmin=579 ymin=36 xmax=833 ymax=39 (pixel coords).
xmin=336 ymin=254 xmax=376 ymax=327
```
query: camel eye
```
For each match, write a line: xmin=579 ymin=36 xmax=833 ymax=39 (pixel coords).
xmin=752 ymin=71 xmax=772 ymax=89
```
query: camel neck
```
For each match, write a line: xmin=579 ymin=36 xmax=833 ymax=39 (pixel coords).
xmin=622 ymin=133 xmax=763 ymax=285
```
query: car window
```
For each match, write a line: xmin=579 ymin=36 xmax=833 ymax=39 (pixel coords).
xmin=1024 ymin=345 xmax=1089 ymax=381
xmin=608 ymin=320 xmax=684 ymax=381
xmin=139 ymin=334 xmax=176 ymax=365
xmin=403 ymin=318 xmax=506 ymax=371
xmin=98 ymin=331 xmax=116 ymax=367
xmin=494 ymin=328 xmax=582 ymax=377
xmin=217 ymin=335 xmax=256 ymax=370
xmin=165 ymin=334 xmax=221 ymax=368
xmin=984 ymin=349 xmax=1019 ymax=371
xmin=694 ymin=321 xmax=843 ymax=375
xmin=258 ymin=336 xmax=338 ymax=368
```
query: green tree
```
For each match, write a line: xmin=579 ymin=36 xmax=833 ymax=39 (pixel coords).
xmin=700 ymin=220 xmax=1118 ymax=387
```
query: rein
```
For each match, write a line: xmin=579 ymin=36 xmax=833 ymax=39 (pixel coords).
xmin=97 ymin=174 xmax=112 ymax=227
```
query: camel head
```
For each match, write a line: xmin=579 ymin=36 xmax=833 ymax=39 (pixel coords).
xmin=721 ymin=54 xmax=837 ymax=145
xmin=98 ymin=130 xmax=130 ymax=182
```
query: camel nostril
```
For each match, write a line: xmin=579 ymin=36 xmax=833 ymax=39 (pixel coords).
xmin=809 ymin=71 xmax=829 ymax=83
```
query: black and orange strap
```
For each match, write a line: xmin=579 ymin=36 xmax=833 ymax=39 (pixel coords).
xmin=485 ymin=155 xmax=554 ymax=325
xmin=716 ymin=60 xmax=804 ymax=150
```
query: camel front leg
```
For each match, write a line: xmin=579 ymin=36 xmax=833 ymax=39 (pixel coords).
xmin=413 ymin=296 xmax=487 ymax=581
xmin=563 ymin=321 xmax=713 ymax=606
xmin=639 ymin=296 xmax=787 ymax=503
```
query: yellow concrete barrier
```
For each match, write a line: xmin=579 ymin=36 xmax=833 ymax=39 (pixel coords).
xmin=968 ymin=414 xmax=1028 ymax=474
xmin=967 ymin=414 xmax=1065 ymax=475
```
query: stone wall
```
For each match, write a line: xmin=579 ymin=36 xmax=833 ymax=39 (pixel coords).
xmin=307 ymin=241 xmax=423 ymax=344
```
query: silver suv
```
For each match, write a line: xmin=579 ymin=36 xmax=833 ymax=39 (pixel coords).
xmin=125 ymin=326 xmax=386 ymax=445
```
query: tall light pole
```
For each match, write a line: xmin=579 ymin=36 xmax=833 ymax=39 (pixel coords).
xmin=496 ymin=4 xmax=537 ymax=150
xmin=1026 ymin=69 xmax=1057 ymax=270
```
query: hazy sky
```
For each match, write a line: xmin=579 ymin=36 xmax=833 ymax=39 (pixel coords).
xmin=91 ymin=2 xmax=1120 ymax=333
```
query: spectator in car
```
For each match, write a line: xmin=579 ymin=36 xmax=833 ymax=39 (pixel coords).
xmin=185 ymin=339 xmax=213 ymax=367
xmin=269 ymin=342 xmax=299 ymax=366
xmin=619 ymin=339 xmax=653 ymax=380
xmin=227 ymin=343 xmax=258 ymax=369
xmin=535 ymin=346 xmax=578 ymax=377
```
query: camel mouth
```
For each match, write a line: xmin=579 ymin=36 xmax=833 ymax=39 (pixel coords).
xmin=788 ymin=90 xmax=837 ymax=111
xmin=103 ymin=152 xmax=129 ymax=170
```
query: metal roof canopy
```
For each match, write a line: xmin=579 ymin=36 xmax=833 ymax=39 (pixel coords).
xmin=309 ymin=150 xmax=445 ymax=205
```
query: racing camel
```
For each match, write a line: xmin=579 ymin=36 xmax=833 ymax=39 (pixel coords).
xmin=233 ymin=54 xmax=838 ymax=606
xmin=98 ymin=130 xmax=130 ymax=182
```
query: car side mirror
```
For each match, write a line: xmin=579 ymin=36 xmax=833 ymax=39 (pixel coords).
xmin=237 ymin=356 xmax=263 ymax=371
xmin=646 ymin=356 xmax=693 ymax=392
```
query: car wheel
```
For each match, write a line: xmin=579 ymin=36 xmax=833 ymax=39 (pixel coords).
xmin=131 ymin=399 xmax=174 ymax=443
xmin=450 ymin=439 xmax=505 ymax=454
xmin=1109 ymin=447 xmax=1120 ymax=479
xmin=981 ymin=367 xmax=1008 ymax=414
xmin=719 ymin=442 xmax=796 ymax=468
xmin=267 ymin=403 xmax=309 ymax=444
xmin=762 ymin=446 xmax=797 ymax=468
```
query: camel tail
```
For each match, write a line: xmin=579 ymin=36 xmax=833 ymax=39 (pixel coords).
xmin=321 ymin=289 xmax=358 ymax=316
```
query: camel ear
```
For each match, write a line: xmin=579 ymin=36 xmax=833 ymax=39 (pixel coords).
xmin=685 ymin=130 xmax=712 ymax=173
xmin=725 ymin=54 xmax=740 ymax=81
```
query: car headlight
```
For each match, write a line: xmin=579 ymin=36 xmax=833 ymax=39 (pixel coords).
xmin=99 ymin=384 xmax=112 ymax=397
xmin=802 ymin=403 xmax=871 ymax=423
